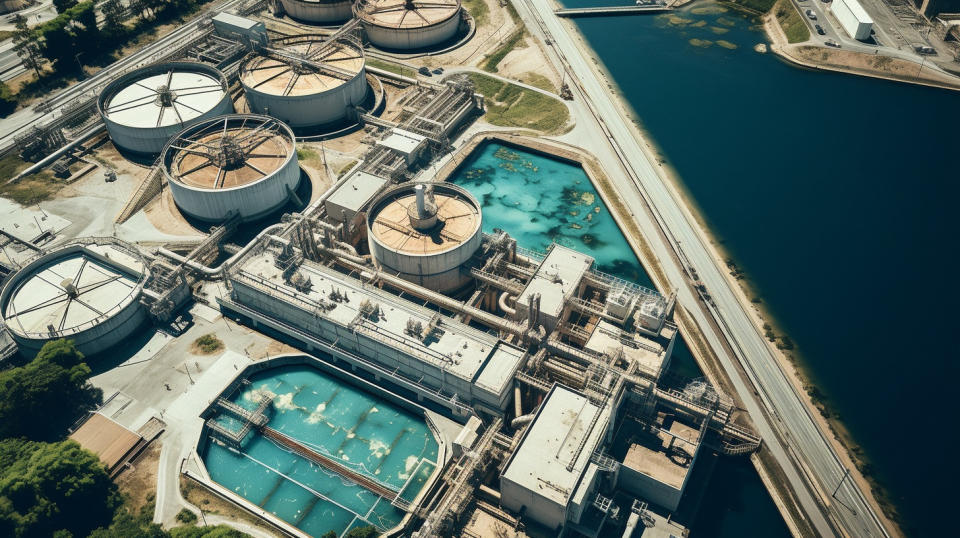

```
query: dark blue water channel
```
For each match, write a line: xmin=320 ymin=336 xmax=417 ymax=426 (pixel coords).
xmin=450 ymin=141 xmax=789 ymax=536
xmin=553 ymin=1 xmax=960 ymax=535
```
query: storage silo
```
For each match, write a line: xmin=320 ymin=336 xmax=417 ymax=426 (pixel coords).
xmin=366 ymin=182 xmax=482 ymax=292
xmin=354 ymin=0 xmax=462 ymax=50
xmin=98 ymin=62 xmax=233 ymax=155
xmin=240 ymin=34 xmax=367 ymax=128
xmin=162 ymin=114 xmax=301 ymax=223
xmin=280 ymin=0 xmax=354 ymax=23
xmin=0 ymin=239 xmax=149 ymax=357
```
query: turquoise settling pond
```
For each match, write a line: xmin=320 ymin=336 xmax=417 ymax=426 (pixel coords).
xmin=201 ymin=364 xmax=439 ymax=537
xmin=450 ymin=141 xmax=789 ymax=536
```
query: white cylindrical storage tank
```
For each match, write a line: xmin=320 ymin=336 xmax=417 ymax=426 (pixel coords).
xmin=98 ymin=62 xmax=234 ymax=155
xmin=354 ymin=0 xmax=462 ymax=50
xmin=240 ymin=35 xmax=367 ymax=128
xmin=0 ymin=239 xmax=149 ymax=357
xmin=367 ymin=182 xmax=482 ymax=292
xmin=162 ymin=114 xmax=301 ymax=223
xmin=280 ymin=0 xmax=353 ymax=23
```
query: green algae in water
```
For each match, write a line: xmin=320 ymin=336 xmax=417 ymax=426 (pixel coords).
xmin=716 ymin=16 xmax=738 ymax=26
xmin=691 ymin=20 xmax=708 ymax=28
xmin=691 ymin=5 xmax=728 ymax=14
xmin=717 ymin=40 xmax=738 ymax=49
xmin=710 ymin=26 xmax=730 ymax=34
xmin=493 ymin=146 xmax=521 ymax=161
xmin=689 ymin=38 xmax=714 ymax=47
xmin=667 ymin=15 xmax=694 ymax=26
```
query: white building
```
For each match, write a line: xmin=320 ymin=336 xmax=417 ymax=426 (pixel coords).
xmin=833 ymin=0 xmax=874 ymax=41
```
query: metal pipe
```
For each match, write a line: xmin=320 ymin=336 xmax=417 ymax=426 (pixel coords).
xmin=510 ymin=414 xmax=536 ymax=429
xmin=12 ymin=124 xmax=106 ymax=182
xmin=157 ymin=223 xmax=286 ymax=276
xmin=498 ymin=291 xmax=517 ymax=316
xmin=514 ymin=386 xmax=523 ymax=418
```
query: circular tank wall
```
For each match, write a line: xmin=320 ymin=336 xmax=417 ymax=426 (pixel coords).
xmin=162 ymin=114 xmax=301 ymax=223
xmin=367 ymin=183 xmax=482 ymax=292
xmin=355 ymin=0 xmax=461 ymax=50
xmin=98 ymin=62 xmax=234 ymax=155
xmin=280 ymin=0 xmax=354 ymax=23
xmin=240 ymin=35 xmax=367 ymax=128
xmin=0 ymin=239 xmax=149 ymax=357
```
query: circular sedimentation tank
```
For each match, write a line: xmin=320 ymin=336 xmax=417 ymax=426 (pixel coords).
xmin=0 ymin=239 xmax=149 ymax=357
xmin=162 ymin=114 xmax=300 ymax=223
xmin=98 ymin=62 xmax=233 ymax=154
xmin=280 ymin=0 xmax=354 ymax=23
xmin=354 ymin=0 xmax=462 ymax=51
xmin=367 ymin=182 xmax=481 ymax=292
xmin=240 ymin=35 xmax=367 ymax=128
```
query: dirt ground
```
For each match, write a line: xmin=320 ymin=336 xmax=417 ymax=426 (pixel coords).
xmin=115 ymin=442 xmax=162 ymax=514
xmin=791 ymin=45 xmax=960 ymax=88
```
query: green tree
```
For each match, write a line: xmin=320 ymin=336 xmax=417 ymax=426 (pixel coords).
xmin=345 ymin=526 xmax=379 ymax=538
xmin=11 ymin=14 xmax=45 ymax=79
xmin=0 ymin=82 xmax=16 ymax=117
xmin=0 ymin=438 xmax=121 ymax=537
xmin=100 ymin=0 xmax=127 ymax=37
xmin=52 ymin=0 xmax=78 ymax=13
xmin=0 ymin=339 xmax=101 ymax=440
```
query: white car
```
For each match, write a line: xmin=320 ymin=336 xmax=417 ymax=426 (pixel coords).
xmin=806 ymin=9 xmax=817 ymax=20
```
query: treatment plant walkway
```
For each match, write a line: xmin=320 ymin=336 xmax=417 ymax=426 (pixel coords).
xmin=507 ymin=1 xmax=894 ymax=536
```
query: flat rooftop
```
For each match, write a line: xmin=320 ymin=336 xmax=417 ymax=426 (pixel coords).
xmin=585 ymin=320 xmax=665 ymax=377
xmin=501 ymin=385 xmax=610 ymax=507
xmin=235 ymin=252 xmax=524 ymax=392
xmin=622 ymin=414 xmax=700 ymax=490
xmin=69 ymin=413 xmax=142 ymax=471
xmin=517 ymin=244 xmax=594 ymax=322
xmin=378 ymin=129 xmax=426 ymax=155
xmin=326 ymin=171 xmax=389 ymax=215
xmin=103 ymin=70 xmax=225 ymax=128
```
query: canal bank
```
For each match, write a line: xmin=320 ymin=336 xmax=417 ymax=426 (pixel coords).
xmin=554 ymin=2 xmax=960 ymax=536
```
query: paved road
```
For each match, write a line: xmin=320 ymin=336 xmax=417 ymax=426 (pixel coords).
xmin=514 ymin=1 xmax=892 ymax=536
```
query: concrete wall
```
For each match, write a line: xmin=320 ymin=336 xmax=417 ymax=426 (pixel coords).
xmin=281 ymin=0 xmax=354 ymax=23
xmin=361 ymin=14 xmax=460 ymax=51
xmin=500 ymin=475 xmax=565 ymax=532
xmin=833 ymin=0 xmax=874 ymax=41
xmin=616 ymin=448 xmax=700 ymax=512
xmin=243 ymin=67 xmax=368 ymax=128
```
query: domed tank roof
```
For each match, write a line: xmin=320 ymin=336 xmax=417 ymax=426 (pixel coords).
xmin=368 ymin=182 xmax=481 ymax=257
xmin=355 ymin=0 xmax=461 ymax=29
xmin=240 ymin=36 xmax=364 ymax=98
xmin=100 ymin=63 xmax=228 ymax=129
xmin=163 ymin=115 xmax=295 ymax=191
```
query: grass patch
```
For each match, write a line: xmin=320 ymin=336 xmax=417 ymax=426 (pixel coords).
xmin=482 ymin=28 xmax=526 ymax=73
xmin=366 ymin=58 xmax=412 ymax=77
xmin=467 ymin=72 xmax=569 ymax=133
xmin=191 ymin=333 xmax=223 ymax=354
xmin=774 ymin=0 xmax=810 ymax=43
xmin=463 ymin=0 xmax=490 ymax=27
xmin=175 ymin=508 xmax=197 ymax=524
xmin=296 ymin=146 xmax=319 ymax=161
xmin=0 ymin=155 xmax=60 ymax=205
xmin=517 ymin=72 xmax=556 ymax=93
xmin=0 ymin=31 xmax=13 ymax=42
xmin=337 ymin=160 xmax=358 ymax=178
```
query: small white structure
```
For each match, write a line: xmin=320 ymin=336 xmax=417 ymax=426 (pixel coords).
xmin=240 ymin=34 xmax=368 ymax=128
xmin=377 ymin=129 xmax=428 ymax=167
xmin=832 ymin=0 xmax=873 ymax=41
xmin=280 ymin=0 xmax=354 ymax=23
xmin=354 ymin=0 xmax=462 ymax=50
xmin=162 ymin=115 xmax=300 ymax=223
xmin=324 ymin=170 xmax=389 ymax=230
xmin=367 ymin=182 xmax=482 ymax=293
xmin=0 ymin=239 xmax=149 ymax=356
xmin=211 ymin=12 xmax=268 ymax=47
xmin=515 ymin=245 xmax=594 ymax=331
xmin=98 ymin=62 xmax=233 ymax=154
xmin=500 ymin=385 xmax=612 ymax=532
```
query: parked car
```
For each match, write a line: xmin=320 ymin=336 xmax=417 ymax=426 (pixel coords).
xmin=806 ymin=9 xmax=817 ymax=20
xmin=815 ymin=24 xmax=825 ymax=35
xmin=418 ymin=66 xmax=431 ymax=76
xmin=825 ymin=39 xmax=840 ymax=48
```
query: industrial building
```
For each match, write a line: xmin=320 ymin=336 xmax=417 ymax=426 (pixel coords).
xmin=239 ymin=33 xmax=368 ymax=128
xmin=161 ymin=114 xmax=301 ymax=223
xmin=833 ymin=0 xmax=874 ymax=41
xmin=97 ymin=62 xmax=234 ymax=155
xmin=0 ymin=239 xmax=149 ymax=356
xmin=354 ymin=0 xmax=464 ymax=50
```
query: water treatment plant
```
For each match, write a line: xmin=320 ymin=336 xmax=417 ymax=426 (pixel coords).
xmin=0 ymin=1 xmax=914 ymax=538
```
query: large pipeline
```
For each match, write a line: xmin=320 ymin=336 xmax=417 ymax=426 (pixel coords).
xmin=498 ymin=291 xmax=517 ymax=316
xmin=157 ymin=223 xmax=286 ymax=277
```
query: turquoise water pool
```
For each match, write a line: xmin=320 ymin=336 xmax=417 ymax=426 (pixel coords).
xmin=450 ymin=142 xmax=654 ymax=287
xmin=201 ymin=363 xmax=439 ymax=537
